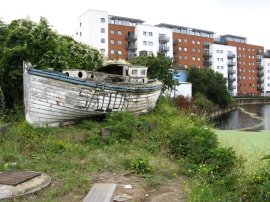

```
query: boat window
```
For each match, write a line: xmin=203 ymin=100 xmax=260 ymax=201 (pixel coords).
xmin=90 ymin=74 xmax=94 ymax=79
xmin=78 ymin=72 xmax=83 ymax=78
xmin=65 ymin=72 xmax=69 ymax=76
xmin=132 ymin=69 xmax=138 ymax=75
xmin=141 ymin=70 xmax=146 ymax=75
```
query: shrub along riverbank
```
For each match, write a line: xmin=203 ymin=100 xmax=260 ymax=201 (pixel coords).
xmin=0 ymin=97 xmax=269 ymax=201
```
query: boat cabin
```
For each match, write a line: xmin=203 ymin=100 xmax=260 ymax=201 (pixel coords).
xmin=63 ymin=64 xmax=149 ymax=84
xmin=97 ymin=64 xmax=148 ymax=78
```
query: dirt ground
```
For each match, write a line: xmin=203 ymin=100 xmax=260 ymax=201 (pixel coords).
xmin=90 ymin=172 xmax=187 ymax=202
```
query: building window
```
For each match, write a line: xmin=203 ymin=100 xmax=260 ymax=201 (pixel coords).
xmin=111 ymin=50 xmax=115 ymax=54
xmin=184 ymin=39 xmax=187 ymax=43
xmin=184 ymin=56 xmax=188 ymax=60
xmin=118 ymin=40 xmax=122 ymax=45
xmin=101 ymin=38 xmax=105 ymax=43
xmin=110 ymin=19 xmax=115 ymax=24
xmin=101 ymin=18 xmax=105 ymax=23
xmin=143 ymin=31 xmax=146 ymax=36
xmin=79 ymin=22 xmax=82 ymax=27
xmin=217 ymin=58 xmax=223 ymax=62
xmin=118 ymin=30 xmax=122 ymax=35
xmin=192 ymin=56 xmax=195 ymax=61
xmin=143 ymin=41 xmax=146 ymax=45
xmin=184 ymin=47 xmax=188 ymax=51
xmin=110 ymin=40 xmax=114 ymax=45
xmin=100 ymin=49 xmax=105 ymax=53
xmin=110 ymin=29 xmax=114 ymax=34
xmin=198 ymin=57 xmax=201 ymax=61
xmin=197 ymin=41 xmax=200 ymax=44
xmin=178 ymin=38 xmax=182 ymax=42
xmin=141 ymin=70 xmax=146 ymax=75
xmin=192 ymin=48 xmax=196 ymax=52
xmin=149 ymin=42 xmax=153 ymax=46
xmin=101 ymin=28 xmax=105 ymax=33
xmin=198 ymin=49 xmax=200 ymax=52
xmin=118 ymin=50 xmax=122 ymax=55
xmin=192 ymin=40 xmax=195 ymax=44
xmin=79 ymin=32 xmax=82 ymax=37
xmin=149 ymin=32 xmax=153 ymax=36
xmin=179 ymin=56 xmax=182 ymax=60
xmin=132 ymin=69 xmax=138 ymax=75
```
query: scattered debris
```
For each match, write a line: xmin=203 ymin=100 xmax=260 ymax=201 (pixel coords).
xmin=101 ymin=127 xmax=113 ymax=138
xmin=123 ymin=185 xmax=132 ymax=189
xmin=113 ymin=193 xmax=134 ymax=201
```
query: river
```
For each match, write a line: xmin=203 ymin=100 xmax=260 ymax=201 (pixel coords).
xmin=214 ymin=104 xmax=270 ymax=130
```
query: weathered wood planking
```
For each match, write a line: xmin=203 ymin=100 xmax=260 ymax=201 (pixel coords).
xmin=23 ymin=62 xmax=162 ymax=127
xmin=83 ymin=183 xmax=117 ymax=202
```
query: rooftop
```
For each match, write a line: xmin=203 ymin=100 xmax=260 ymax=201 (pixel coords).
xmin=109 ymin=15 xmax=144 ymax=23
xmin=156 ymin=23 xmax=215 ymax=34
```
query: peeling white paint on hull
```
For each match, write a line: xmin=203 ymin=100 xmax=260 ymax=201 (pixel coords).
xmin=23 ymin=62 xmax=162 ymax=127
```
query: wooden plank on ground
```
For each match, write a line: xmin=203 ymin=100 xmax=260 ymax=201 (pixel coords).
xmin=83 ymin=183 xmax=117 ymax=202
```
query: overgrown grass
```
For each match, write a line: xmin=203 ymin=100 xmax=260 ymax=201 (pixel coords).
xmin=1 ymin=97 xmax=268 ymax=201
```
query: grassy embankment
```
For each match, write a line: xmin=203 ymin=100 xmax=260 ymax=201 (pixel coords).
xmin=1 ymin=98 xmax=269 ymax=201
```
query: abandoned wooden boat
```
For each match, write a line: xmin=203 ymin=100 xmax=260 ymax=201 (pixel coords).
xmin=23 ymin=61 xmax=163 ymax=127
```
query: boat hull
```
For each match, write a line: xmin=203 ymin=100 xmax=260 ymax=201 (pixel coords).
xmin=23 ymin=62 xmax=162 ymax=127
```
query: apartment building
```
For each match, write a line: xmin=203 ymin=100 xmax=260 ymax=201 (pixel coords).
xmin=262 ymin=50 xmax=270 ymax=95
xmin=210 ymin=44 xmax=237 ymax=95
xmin=75 ymin=9 xmax=266 ymax=96
xmin=157 ymin=23 xmax=214 ymax=68
xmin=217 ymin=35 xmax=264 ymax=95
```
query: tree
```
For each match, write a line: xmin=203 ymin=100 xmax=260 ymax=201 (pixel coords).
xmin=130 ymin=52 xmax=177 ymax=91
xmin=0 ymin=17 xmax=104 ymax=108
xmin=187 ymin=67 xmax=231 ymax=108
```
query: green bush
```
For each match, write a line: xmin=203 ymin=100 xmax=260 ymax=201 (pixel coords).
xmin=237 ymin=168 xmax=270 ymax=201
xmin=169 ymin=126 xmax=218 ymax=163
xmin=105 ymin=111 xmax=139 ymax=140
xmin=193 ymin=93 xmax=215 ymax=113
xmin=206 ymin=147 xmax=237 ymax=177
xmin=130 ymin=156 xmax=152 ymax=174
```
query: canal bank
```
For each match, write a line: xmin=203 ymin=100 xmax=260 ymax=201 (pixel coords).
xmin=234 ymin=97 xmax=270 ymax=105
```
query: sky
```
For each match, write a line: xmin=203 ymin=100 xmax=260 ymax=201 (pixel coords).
xmin=1 ymin=0 xmax=270 ymax=49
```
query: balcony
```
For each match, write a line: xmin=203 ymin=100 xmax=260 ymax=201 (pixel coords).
xmin=257 ymin=64 xmax=264 ymax=70
xmin=228 ymin=61 xmax=236 ymax=66
xmin=257 ymin=49 xmax=263 ymax=56
xmin=126 ymin=45 xmax=137 ymax=51
xmin=257 ymin=85 xmax=264 ymax=91
xmin=204 ymin=51 xmax=212 ymax=57
xmin=228 ymin=68 xmax=236 ymax=74
xmin=227 ymin=53 xmax=236 ymax=58
xmin=203 ymin=42 xmax=210 ymax=49
xmin=257 ymin=77 xmax=264 ymax=83
xmin=127 ymin=53 xmax=137 ymax=60
xmin=204 ymin=60 xmax=212 ymax=66
xmin=257 ymin=70 xmax=264 ymax=76
xmin=228 ymin=85 xmax=236 ymax=90
xmin=159 ymin=45 xmax=170 ymax=52
xmin=126 ymin=34 xmax=137 ymax=41
xmin=159 ymin=36 xmax=170 ymax=43
xmin=257 ymin=57 xmax=262 ymax=62
xmin=228 ymin=76 xmax=236 ymax=82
